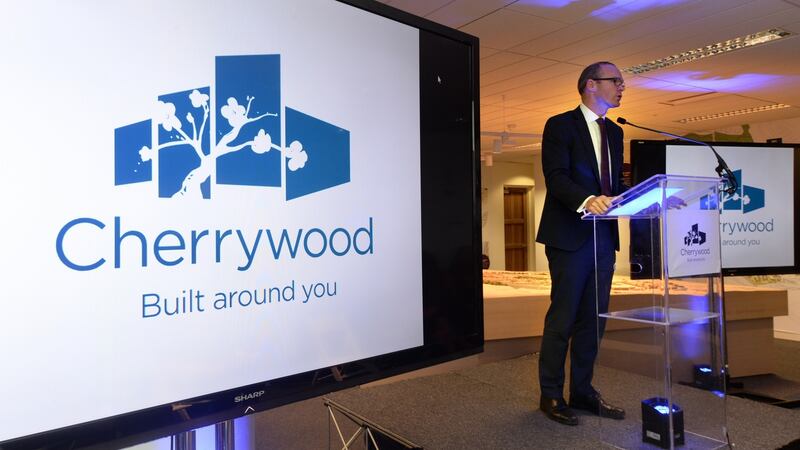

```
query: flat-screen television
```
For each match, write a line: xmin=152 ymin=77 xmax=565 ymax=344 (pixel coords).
xmin=631 ymin=140 xmax=800 ymax=276
xmin=0 ymin=1 xmax=482 ymax=448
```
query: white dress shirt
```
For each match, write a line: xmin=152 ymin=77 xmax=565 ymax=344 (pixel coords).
xmin=577 ymin=103 xmax=611 ymax=212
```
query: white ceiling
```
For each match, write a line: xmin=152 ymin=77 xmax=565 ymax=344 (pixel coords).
xmin=379 ymin=0 xmax=800 ymax=161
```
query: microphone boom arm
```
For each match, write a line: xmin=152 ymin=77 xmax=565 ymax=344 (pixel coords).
xmin=617 ymin=117 xmax=738 ymax=195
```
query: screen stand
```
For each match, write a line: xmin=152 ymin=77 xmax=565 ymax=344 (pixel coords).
xmin=171 ymin=430 xmax=196 ymax=450
xmin=215 ymin=420 xmax=235 ymax=450
xmin=170 ymin=420 xmax=235 ymax=450
xmin=324 ymin=398 xmax=422 ymax=449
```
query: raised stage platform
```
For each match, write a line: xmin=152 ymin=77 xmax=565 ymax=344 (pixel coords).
xmin=483 ymin=270 xmax=789 ymax=377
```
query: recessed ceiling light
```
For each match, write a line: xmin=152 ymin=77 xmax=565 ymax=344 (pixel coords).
xmin=676 ymin=103 xmax=791 ymax=123
xmin=624 ymin=28 xmax=793 ymax=75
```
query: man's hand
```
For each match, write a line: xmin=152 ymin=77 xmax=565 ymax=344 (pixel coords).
xmin=666 ymin=195 xmax=687 ymax=210
xmin=585 ymin=195 xmax=617 ymax=215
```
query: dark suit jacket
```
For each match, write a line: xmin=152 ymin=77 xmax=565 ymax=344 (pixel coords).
xmin=535 ymin=106 xmax=627 ymax=251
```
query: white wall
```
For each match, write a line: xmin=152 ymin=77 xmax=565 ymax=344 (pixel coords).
xmin=701 ymin=116 xmax=800 ymax=143
xmin=775 ymin=286 xmax=800 ymax=341
xmin=483 ymin=155 xmax=631 ymax=274
xmin=481 ymin=157 xmax=631 ymax=274
xmin=481 ymin=161 xmax=536 ymax=271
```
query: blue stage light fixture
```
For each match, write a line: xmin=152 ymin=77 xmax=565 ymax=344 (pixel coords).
xmin=642 ymin=397 xmax=684 ymax=448
xmin=693 ymin=364 xmax=718 ymax=390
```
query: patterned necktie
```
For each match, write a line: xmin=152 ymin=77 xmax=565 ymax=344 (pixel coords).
xmin=596 ymin=117 xmax=612 ymax=196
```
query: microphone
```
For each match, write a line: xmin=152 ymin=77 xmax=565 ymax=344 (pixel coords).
xmin=616 ymin=117 xmax=738 ymax=195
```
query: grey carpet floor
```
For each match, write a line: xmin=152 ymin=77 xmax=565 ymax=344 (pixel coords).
xmin=254 ymin=352 xmax=800 ymax=449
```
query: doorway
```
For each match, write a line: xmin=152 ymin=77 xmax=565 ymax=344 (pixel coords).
xmin=504 ymin=186 xmax=529 ymax=271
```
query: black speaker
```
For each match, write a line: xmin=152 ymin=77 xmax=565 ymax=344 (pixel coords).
xmin=630 ymin=217 xmax=662 ymax=279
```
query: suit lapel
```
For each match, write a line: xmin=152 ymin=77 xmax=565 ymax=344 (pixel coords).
xmin=572 ymin=107 xmax=601 ymax=186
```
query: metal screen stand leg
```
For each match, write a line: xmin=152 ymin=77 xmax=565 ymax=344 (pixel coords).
xmin=324 ymin=397 xmax=422 ymax=450
xmin=172 ymin=430 xmax=196 ymax=450
xmin=215 ymin=420 xmax=235 ymax=450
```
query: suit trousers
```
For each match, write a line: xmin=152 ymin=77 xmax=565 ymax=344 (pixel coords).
xmin=539 ymin=220 xmax=616 ymax=399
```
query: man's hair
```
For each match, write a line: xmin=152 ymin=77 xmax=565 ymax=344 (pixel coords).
xmin=578 ymin=61 xmax=615 ymax=94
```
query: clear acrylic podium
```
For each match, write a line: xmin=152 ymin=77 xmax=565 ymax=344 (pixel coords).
xmin=583 ymin=174 xmax=728 ymax=449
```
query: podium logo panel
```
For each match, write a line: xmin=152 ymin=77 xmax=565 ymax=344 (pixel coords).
xmin=683 ymin=223 xmax=707 ymax=246
xmin=667 ymin=209 xmax=720 ymax=278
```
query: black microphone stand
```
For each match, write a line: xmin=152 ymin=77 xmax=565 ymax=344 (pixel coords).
xmin=617 ymin=117 xmax=738 ymax=195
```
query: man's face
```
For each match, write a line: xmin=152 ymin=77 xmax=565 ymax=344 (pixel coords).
xmin=593 ymin=64 xmax=625 ymax=109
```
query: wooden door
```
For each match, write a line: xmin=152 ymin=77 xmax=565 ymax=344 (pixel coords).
xmin=504 ymin=187 xmax=528 ymax=271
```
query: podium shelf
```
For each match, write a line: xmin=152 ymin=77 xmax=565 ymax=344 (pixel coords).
xmin=599 ymin=306 xmax=720 ymax=326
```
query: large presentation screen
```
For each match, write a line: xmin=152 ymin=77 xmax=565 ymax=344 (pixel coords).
xmin=631 ymin=140 xmax=800 ymax=275
xmin=1 ymin=0 xmax=480 ymax=447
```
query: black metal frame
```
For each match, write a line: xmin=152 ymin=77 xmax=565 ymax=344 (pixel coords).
xmin=630 ymin=139 xmax=800 ymax=276
xmin=0 ymin=1 xmax=482 ymax=449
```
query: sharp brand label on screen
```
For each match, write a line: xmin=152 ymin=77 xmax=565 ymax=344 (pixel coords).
xmin=234 ymin=390 xmax=265 ymax=402
xmin=2 ymin=0 xmax=424 ymax=443
xmin=667 ymin=145 xmax=794 ymax=268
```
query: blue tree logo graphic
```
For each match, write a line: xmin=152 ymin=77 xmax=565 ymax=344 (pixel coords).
xmin=699 ymin=169 xmax=765 ymax=214
xmin=114 ymin=54 xmax=349 ymax=200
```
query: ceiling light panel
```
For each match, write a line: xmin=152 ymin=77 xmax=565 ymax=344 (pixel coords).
xmin=676 ymin=103 xmax=792 ymax=123
xmin=623 ymin=28 xmax=793 ymax=74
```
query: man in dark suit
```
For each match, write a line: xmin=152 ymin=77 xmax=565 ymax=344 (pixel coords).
xmin=535 ymin=61 xmax=628 ymax=426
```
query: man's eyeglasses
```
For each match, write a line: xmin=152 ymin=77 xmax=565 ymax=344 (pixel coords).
xmin=593 ymin=77 xmax=625 ymax=87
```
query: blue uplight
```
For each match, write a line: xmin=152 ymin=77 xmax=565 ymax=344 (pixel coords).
xmin=590 ymin=0 xmax=690 ymax=20
xmin=603 ymin=187 xmax=682 ymax=216
xmin=654 ymin=404 xmax=679 ymax=415
xmin=517 ymin=0 xmax=691 ymax=20
xmin=516 ymin=0 xmax=577 ymax=7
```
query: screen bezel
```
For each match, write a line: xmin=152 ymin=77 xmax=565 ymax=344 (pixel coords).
xmin=0 ymin=1 xmax=483 ymax=448
xmin=630 ymin=139 xmax=800 ymax=276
